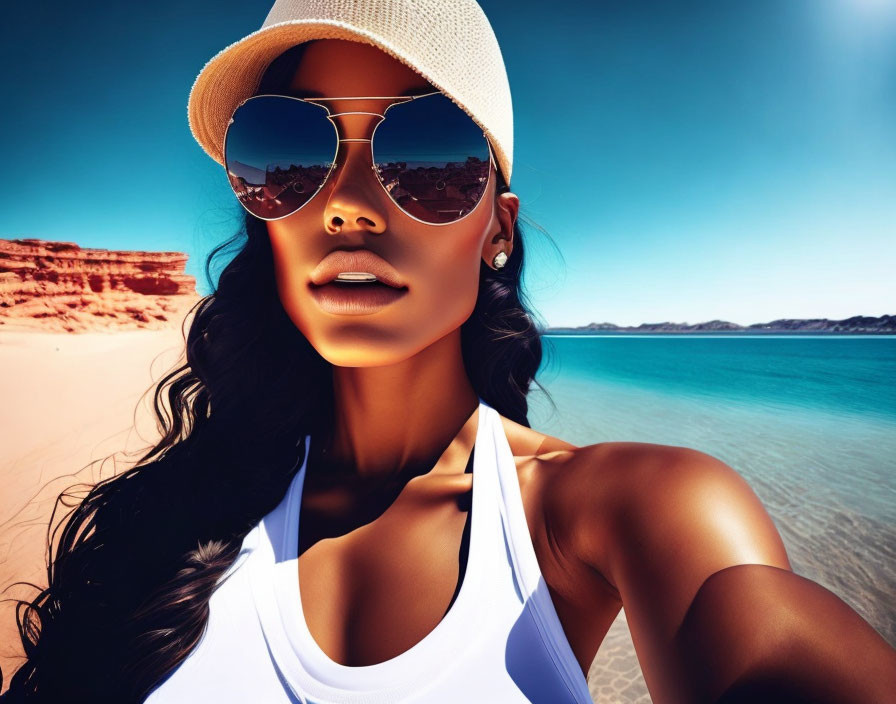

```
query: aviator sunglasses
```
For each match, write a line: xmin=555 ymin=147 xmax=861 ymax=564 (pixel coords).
xmin=223 ymin=90 xmax=497 ymax=225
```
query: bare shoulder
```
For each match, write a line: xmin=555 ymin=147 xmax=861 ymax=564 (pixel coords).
xmin=553 ymin=442 xmax=796 ymax=694
xmin=548 ymin=441 xmax=791 ymax=584
xmin=495 ymin=414 xmax=791 ymax=587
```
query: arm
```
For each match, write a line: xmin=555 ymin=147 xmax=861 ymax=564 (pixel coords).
xmin=676 ymin=562 xmax=896 ymax=703
xmin=573 ymin=443 xmax=896 ymax=703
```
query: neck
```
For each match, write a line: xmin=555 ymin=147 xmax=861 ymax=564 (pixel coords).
xmin=312 ymin=328 xmax=481 ymax=484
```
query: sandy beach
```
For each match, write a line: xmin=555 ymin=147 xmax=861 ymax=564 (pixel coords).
xmin=0 ymin=327 xmax=647 ymax=701
xmin=0 ymin=328 xmax=188 ymax=692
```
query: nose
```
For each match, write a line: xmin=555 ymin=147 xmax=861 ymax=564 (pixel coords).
xmin=323 ymin=141 xmax=388 ymax=235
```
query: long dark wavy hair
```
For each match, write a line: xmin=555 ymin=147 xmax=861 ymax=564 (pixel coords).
xmin=0 ymin=42 xmax=556 ymax=702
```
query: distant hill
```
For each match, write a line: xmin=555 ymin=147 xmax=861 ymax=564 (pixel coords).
xmin=547 ymin=315 xmax=896 ymax=334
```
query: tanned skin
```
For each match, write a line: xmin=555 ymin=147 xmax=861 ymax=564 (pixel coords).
xmin=265 ymin=38 xmax=896 ymax=703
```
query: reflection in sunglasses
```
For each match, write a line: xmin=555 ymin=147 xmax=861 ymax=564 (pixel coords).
xmin=375 ymin=156 xmax=489 ymax=223
xmin=228 ymin=161 xmax=334 ymax=216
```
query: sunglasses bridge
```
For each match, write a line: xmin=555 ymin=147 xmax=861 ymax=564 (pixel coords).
xmin=317 ymin=99 xmax=423 ymax=170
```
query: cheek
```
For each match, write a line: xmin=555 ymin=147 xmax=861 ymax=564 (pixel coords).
xmin=392 ymin=194 xmax=495 ymax=342
xmin=266 ymin=223 xmax=317 ymax=331
xmin=409 ymin=230 xmax=483 ymax=329
xmin=268 ymin=232 xmax=297 ymax=300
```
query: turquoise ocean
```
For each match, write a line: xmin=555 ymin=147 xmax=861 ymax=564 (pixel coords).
xmin=527 ymin=335 xmax=896 ymax=647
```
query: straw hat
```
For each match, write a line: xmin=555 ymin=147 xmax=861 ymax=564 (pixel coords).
xmin=187 ymin=0 xmax=514 ymax=185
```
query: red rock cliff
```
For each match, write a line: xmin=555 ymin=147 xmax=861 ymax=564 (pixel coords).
xmin=0 ymin=238 xmax=201 ymax=333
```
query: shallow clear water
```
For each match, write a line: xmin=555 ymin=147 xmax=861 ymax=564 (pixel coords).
xmin=528 ymin=335 xmax=896 ymax=645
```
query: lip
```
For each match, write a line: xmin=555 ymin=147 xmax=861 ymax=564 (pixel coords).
xmin=310 ymin=249 xmax=406 ymax=289
xmin=308 ymin=280 xmax=409 ymax=316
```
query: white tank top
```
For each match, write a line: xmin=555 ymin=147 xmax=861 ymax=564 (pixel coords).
xmin=145 ymin=398 xmax=594 ymax=703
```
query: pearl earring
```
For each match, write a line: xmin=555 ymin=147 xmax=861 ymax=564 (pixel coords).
xmin=492 ymin=251 xmax=508 ymax=269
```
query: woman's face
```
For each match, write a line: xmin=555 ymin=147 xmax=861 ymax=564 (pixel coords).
xmin=266 ymin=39 xmax=518 ymax=367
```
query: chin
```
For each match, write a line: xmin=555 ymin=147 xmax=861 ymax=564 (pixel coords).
xmin=309 ymin=333 xmax=424 ymax=368
xmin=316 ymin=347 xmax=411 ymax=368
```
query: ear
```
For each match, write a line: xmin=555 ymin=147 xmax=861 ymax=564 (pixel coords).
xmin=482 ymin=191 xmax=520 ymax=270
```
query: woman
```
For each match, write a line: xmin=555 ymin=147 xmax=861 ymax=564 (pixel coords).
xmin=2 ymin=0 xmax=894 ymax=702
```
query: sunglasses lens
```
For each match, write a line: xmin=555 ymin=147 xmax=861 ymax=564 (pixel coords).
xmin=373 ymin=94 xmax=491 ymax=224
xmin=224 ymin=96 xmax=336 ymax=219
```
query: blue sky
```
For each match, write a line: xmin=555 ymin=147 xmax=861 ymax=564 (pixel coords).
xmin=2 ymin=0 xmax=894 ymax=327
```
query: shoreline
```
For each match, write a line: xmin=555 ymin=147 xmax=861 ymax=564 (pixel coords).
xmin=544 ymin=330 xmax=896 ymax=336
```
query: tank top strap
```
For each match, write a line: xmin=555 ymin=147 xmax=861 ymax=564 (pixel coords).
xmin=488 ymin=401 xmax=595 ymax=703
